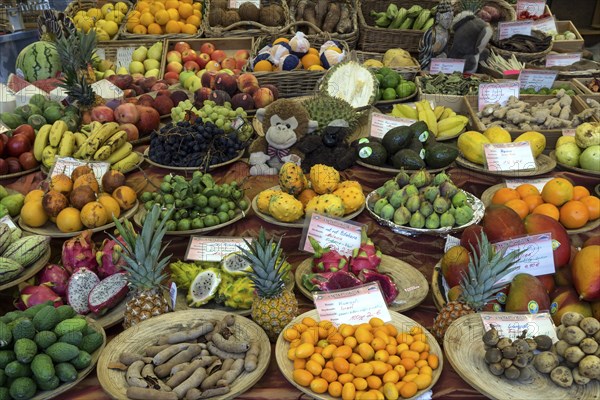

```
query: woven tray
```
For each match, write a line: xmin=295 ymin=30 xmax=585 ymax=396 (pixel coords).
xmin=65 ymin=0 xmax=132 ymax=40
xmin=354 ymin=50 xmax=420 ymax=80
xmin=288 ymin=0 xmax=359 ymax=50
xmin=488 ymin=30 xmax=552 ymax=63
xmin=202 ymin=0 xmax=290 ymax=38
xmin=482 ymin=0 xmax=516 ymax=23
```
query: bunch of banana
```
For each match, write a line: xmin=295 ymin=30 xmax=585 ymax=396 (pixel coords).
xmin=390 ymin=100 xmax=470 ymax=139
xmin=370 ymin=4 xmax=434 ymax=30
xmin=33 ymin=120 xmax=76 ymax=168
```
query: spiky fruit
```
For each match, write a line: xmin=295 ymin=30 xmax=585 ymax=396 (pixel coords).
xmin=61 ymin=230 xmax=98 ymax=274
xmin=88 ymin=272 xmax=129 ymax=314
xmin=67 ymin=268 xmax=100 ymax=315
xmin=309 ymin=164 xmax=340 ymax=194
xmin=95 ymin=238 xmax=126 ymax=279
xmin=278 ymin=162 xmax=307 ymax=196
xmin=268 ymin=193 xmax=304 ymax=222
xmin=256 ymin=189 xmax=282 ymax=215
xmin=333 ymin=184 xmax=365 ymax=214
xmin=303 ymin=95 xmax=360 ymax=134
xmin=170 ymin=260 xmax=205 ymax=291
xmin=37 ymin=264 xmax=69 ymax=297
xmin=187 ymin=268 xmax=221 ymax=307
xmin=309 ymin=236 xmax=348 ymax=273
xmin=305 ymin=194 xmax=345 ymax=217
xmin=221 ymin=276 xmax=254 ymax=309
xmin=319 ymin=61 xmax=377 ymax=108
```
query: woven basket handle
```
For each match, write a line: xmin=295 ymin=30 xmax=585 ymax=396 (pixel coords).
xmin=281 ymin=20 xmax=325 ymax=36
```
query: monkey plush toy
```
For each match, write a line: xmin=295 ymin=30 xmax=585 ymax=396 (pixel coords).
xmin=248 ymin=99 xmax=318 ymax=175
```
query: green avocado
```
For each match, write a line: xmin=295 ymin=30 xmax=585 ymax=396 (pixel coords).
xmin=357 ymin=141 xmax=388 ymax=166
xmin=390 ymin=149 xmax=426 ymax=169
xmin=425 ymin=143 xmax=459 ymax=168
xmin=382 ymin=126 xmax=413 ymax=154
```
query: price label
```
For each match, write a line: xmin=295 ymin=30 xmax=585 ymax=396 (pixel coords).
xmin=95 ymin=48 xmax=106 ymax=60
xmin=505 ymin=177 xmax=552 ymax=192
xmin=494 ymin=233 xmax=556 ymax=284
xmin=170 ymin=282 xmax=177 ymax=310
xmin=0 ymin=215 xmax=16 ymax=229
xmin=314 ymin=282 xmax=391 ymax=326
xmin=518 ymin=69 xmax=558 ymax=91
xmin=429 ymin=58 xmax=466 ymax=74
xmin=369 ymin=112 xmax=416 ymax=139
xmin=444 ymin=235 xmax=461 ymax=252
xmin=478 ymin=82 xmax=520 ymax=111
xmin=533 ymin=16 xmax=557 ymax=35
xmin=481 ymin=313 xmax=558 ymax=342
xmin=516 ymin=0 xmax=547 ymax=17
xmin=301 ymin=213 xmax=363 ymax=257
xmin=562 ymin=129 xmax=576 ymax=137
xmin=50 ymin=157 xmax=110 ymax=184
xmin=546 ymin=53 xmax=582 ymax=67
xmin=185 ymin=237 xmax=250 ymax=262
xmin=116 ymin=47 xmax=136 ymax=69
xmin=229 ymin=0 xmax=259 ymax=6
xmin=484 ymin=142 xmax=536 ymax=171
xmin=498 ymin=21 xmax=533 ymax=40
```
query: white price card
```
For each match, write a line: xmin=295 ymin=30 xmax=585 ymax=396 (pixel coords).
xmin=480 ymin=313 xmax=558 ymax=341
xmin=0 ymin=215 xmax=16 ymax=229
xmin=518 ymin=69 xmax=558 ymax=92
xmin=498 ymin=20 xmax=533 ymax=40
xmin=229 ymin=0 xmax=259 ymax=7
xmin=429 ymin=58 xmax=466 ymax=74
xmin=369 ymin=112 xmax=416 ymax=139
xmin=50 ymin=157 xmax=110 ymax=184
xmin=314 ymin=282 xmax=391 ymax=326
xmin=478 ymin=81 xmax=520 ymax=111
xmin=493 ymin=233 xmax=556 ymax=284
xmin=516 ymin=0 xmax=547 ymax=17
xmin=562 ymin=129 xmax=576 ymax=137
xmin=546 ymin=53 xmax=582 ymax=67
xmin=533 ymin=16 xmax=557 ymax=35
xmin=169 ymin=282 xmax=177 ymax=310
xmin=444 ymin=235 xmax=461 ymax=252
xmin=116 ymin=47 xmax=136 ymax=69
xmin=185 ymin=236 xmax=250 ymax=262
xmin=505 ymin=177 xmax=552 ymax=192
xmin=484 ymin=142 xmax=536 ymax=171
xmin=301 ymin=213 xmax=363 ymax=257
xmin=95 ymin=48 xmax=106 ymax=60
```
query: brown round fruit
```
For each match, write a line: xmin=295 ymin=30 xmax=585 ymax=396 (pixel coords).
xmin=71 ymin=165 xmax=94 ymax=182
xmin=50 ymin=174 xmax=73 ymax=196
xmin=69 ymin=186 xmax=97 ymax=210
xmin=42 ymin=190 xmax=69 ymax=217
xmin=112 ymin=186 xmax=137 ymax=210
xmin=73 ymin=173 xmax=99 ymax=193
xmin=101 ymin=170 xmax=126 ymax=194
xmin=80 ymin=201 xmax=108 ymax=228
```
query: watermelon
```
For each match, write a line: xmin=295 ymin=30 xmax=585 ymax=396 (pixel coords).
xmin=15 ymin=41 xmax=62 ymax=83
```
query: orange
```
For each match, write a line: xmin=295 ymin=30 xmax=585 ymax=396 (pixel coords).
xmin=522 ymin=194 xmax=544 ymax=213
xmin=149 ymin=2 xmax=165 ymax=14
xmin=178 ymin=2 xmax=193 ymax=19
xmin=516 ymin=183 xmax=540 ymax=198
xmin=154 ymin=9 xmax=170 ymax=25
xmin=307 ymin=47 xmax=319 ymax=55
xmin=301 ymin=53 xmax=321 ymax=69
xmin=132 ymin=24 xmax=147 ymax=34
xmin=139 ymin=12 xmax=154 ymax=26
xmin=165 ymin=0 xmax=179 ymax=9
xmin=492 ymin=187 xmax=520 ymax=204
xmin=167 ymin=8 xmax=179 ymax=20
xmin=399 ymin=381 xmax=418 ymax=398
xmin=186 ymin=14 xmax=201 ymax=27
xmin=532 ymin=203 xmax=560 ymax=221
xmin=580 ymin=195 xmax=600 ymax=220
xmin=147 ymin=23 xmax=163 ymax=34
xmin=572 ymin=185 xmax=591 ymax=201
xmin=254 ymin=60 xmax=273 ymax=72
xmin=273 ymin=37 xmax=289 ymax=44
xmin=308 ymin=65 xmax=325 ymax=71
xmin=181 ymin=23 xmax=197 ymax=34
xmin=504 ymin=198 xmax=530 ymax=219
xmin=126 ymin=17 xmax=140 ymax=31
xmin=541 ymin=177 xmax=574 ymax=206
xmin=165 ymin=19 xmax=181 ymax=33
xmin=559 ymin=200 xmax=590 ymax=229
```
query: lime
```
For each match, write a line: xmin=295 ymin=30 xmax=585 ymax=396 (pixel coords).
xmin=238 ymin=199 xmax=249 ymax=210
xmin=379 ymin=67 xmax=393 ymax=76
xmin=159 ymin=182 xmax=171 ymax=193
xmin=217 ymin=211 xmax=229 ymax=223
xmin=382 ymin=88 xmax=397 ymax=101
xmin=201 ymin=206 xmax=214 ymax=214
xmin=165 ymin=220 xmax=177 ymax=231
xmin=140 ymin=192 xmax=152 ymax=202
xmin=395 ymin=81 xmax=416 ymax=98
xmin=177 ymin=219 xmax=191 ymax=231
xmin=218 ymin=203 xmax=230 ymax=213
xmin=208 ymin=195 xmax=221 ymax=208
xmin=382 ymin=73 xmax=400 ymax=89
xmin=194 ymin=194 xmax=208 ymax=207
xmin=375 ymin=73 xmax=384 ymax=84
xmin=191 ymin=217 xmax=204 ymax=229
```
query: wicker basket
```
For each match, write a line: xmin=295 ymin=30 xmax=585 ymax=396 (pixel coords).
xmin=354 ymin=51 xmax=420 ymax=80
xmin=64 ymin=0 xmax=132 ymax=40
xmin=202 ymin=0 xmax=290 ymax=38
xmin=481 ymin=0 xmax=516 ymax=23
xmin=488 ymin=30 xmax=552 ymax=63
xmin=288 ymin=0 xmax=359 ymax=50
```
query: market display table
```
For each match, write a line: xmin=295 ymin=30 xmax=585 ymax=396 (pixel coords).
xmin=0 ymin=156 xmax=596 ymax=400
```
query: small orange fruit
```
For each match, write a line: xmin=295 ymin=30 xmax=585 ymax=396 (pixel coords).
xmin=254 ymin=60 xmax=273 ymax=72
xmin=154 ymin=9 xmax=169 ymax=25
xmin=504 ymin=198 xmax=530 ymax=219
xmin=165 ymin=19 xmax=181 ymax=33
xmin=178 ymin=2 xmax=193 ymax=18
xmin=580 ymin=195 xmax=600 ymax=220
xmin=139 ymin=12 xmax=154 ymax=26
xmin=522 ymin=194 xmax=544 ymax=212
xmin=301 ymin=53 xmax=321 ymax=69
xmin=572 ymin=185 xmax=591 ymax=201
xmin=181 ymin=23 xmax=197 ymax=34
xmin=273 ymin=37 xmax=289 ymax=44
xmin=132 ymin=24 xmax=147 ymax=34
xmin=167 ymin=8 xmax=179 ymax=20
xmin=559 ymin=200 xmax=590 ymax=229
xmin=492 ymin=187 xmax=520 ymax=204
xmin=541 ymin=177 xmax=574 ymax=206
xmin=186 ymin=14 xmax=201 ymax=27
xmin=532 ymin=203 xmax=560 ymax=221
xmin=147 ymin=23 xmax=163 ymax=34
xmin=516 ymin=183 xmax=540 ymax=198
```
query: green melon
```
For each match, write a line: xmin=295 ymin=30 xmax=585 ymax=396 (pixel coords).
xmin=15 ymin=41 xmax=61 ymax=82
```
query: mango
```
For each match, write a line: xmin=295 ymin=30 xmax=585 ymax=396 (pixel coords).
xmin=571 ymin=245 xmax=600 ymax=301
xmin=523 ymin=213 xmax=571 ymax=269
xmin=460 ymin=225 xmax=485 ymax=256
xmin=550 ymin=286 xmax=592 ymax=325
xmin=505 ymin=273 xmax=551 ymax=314
xmin=457 ymin=131 xmax=490 ymax=165
xmin=0 ymin=185 xmax=9 ymax=200
xmin=483 ymin=126 xmax=511 ymax=144
xmin=441 ymin=246 xmax=470 ymax=288
xmin=482 ymin=205 xmax=526 ymax=243
xmin=554 ymin=266 xmax=573 ymax=287
xmin=514 ymin=131 xmax=546 ymax=158
xmin=592 ymin=301 xmax=600 ymax=320
xmin=537 ymin=274 xmax=555 ymax=294
xmin=583 ymin=236 xmax=600 ymax=247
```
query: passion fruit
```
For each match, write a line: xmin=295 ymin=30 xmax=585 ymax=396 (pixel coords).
xmin=20 ymin=200 xmax=48 ymax=227
xmin=50 ymin=174 xmax=73 ymax=196
xmin=73 ymin=173 xmax=99 ymax=193
xmin=71 ymin=165 xmax=93 ymax=182
xmin=69 ymin=186 xmax=97 ymax=210
xmin=98 ymin=193 xmax=121 ymax=219
xmin=112 ymin=186 xmax=137 ymax=210
xmin=42 ymin=190 xmax=69 ymax=217
xmin=56 ymin=207 xmax=83 ymax=232
xmin=101 ymin=170 xmax=126 ymax=194
xmin=80 ymin=201 xmax=108 ymax=228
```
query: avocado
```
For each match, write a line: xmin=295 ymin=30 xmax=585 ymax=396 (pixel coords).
xmin=406 ymin=138 xmax=425 ymax=160
xmin=382 ymin=126 xmax=413 ymax=154
xmin=425 ymin=143 xmax=459 ymax=168
xmin=390 ymin=149 xmax=426 ymax=170
xmin=357 ymin=141 xmax=388 ymax=166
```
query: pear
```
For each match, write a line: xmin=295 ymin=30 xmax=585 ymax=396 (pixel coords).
xmin=94 ymin=70 xmax=104 ymax=81
xmin=147 ymin=42 xmax=163 ymax=61
xmin=97 ymin=59 xmax=115 ymax=72
xmin=103 ymin=69 xmax=116 ymax=78
xmin=143 ymin=59 xmax=160 ymax=71
xmin=145 ymin=69 xmax=160 ymax=78
xmin=132 ymin=46 xmax=148 ymax=62
xmin=116 ymin=66 xmax=128 ymax=75
xmin=129 ymin=61 xmax=145 ymax=75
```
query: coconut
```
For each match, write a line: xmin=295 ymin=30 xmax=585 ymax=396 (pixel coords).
xmin=209 ymin=8 xmax=226 ymax=26
xmin=238 ymin=2 xmax=260 ymax=21
xmin=222 ymin=10 xmax=241 ymax=26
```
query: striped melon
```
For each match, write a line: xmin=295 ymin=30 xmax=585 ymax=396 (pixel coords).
xmin=15 ymin=41 xmax=62 ymax=82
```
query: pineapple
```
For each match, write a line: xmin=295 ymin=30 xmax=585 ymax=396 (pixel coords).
xmin=111 ymin=205 xmax=173 ymax=329
xmin=459 ymin=0 xmax=483 ymax=12
xmin=432 ymin=233 xmax=524 ymax=342
xmin=239 ymin=228 xmax=298 ymax=341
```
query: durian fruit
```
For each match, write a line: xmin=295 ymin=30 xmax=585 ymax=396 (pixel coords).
xmin=238 ymin=2 xmax=260 ymax=21
xmin=319 ymin=61 xmax=378 ymax=108
xmin=303 ymin=94 xmax=360 ymax=134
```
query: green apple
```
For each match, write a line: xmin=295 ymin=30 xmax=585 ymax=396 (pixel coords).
xmin=129 ymin=61 xmax=145 ymax=74
xmin=143 ymin=59 xmax=160 ymax=71
xmin=219 ymin=68 xmax=234 ymax=75
xmin=184 ymin=74 xmax=201 ymax=91
xmin=179 ymin=70 xmax=195 ymax=86
xmin=132 ymin=46 xmax=148 ymax=62
xmin=145 ymin=68 xmax=160 ymax=78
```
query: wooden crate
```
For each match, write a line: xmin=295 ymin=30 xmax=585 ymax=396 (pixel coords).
xmin=416 ymin=74 xmax=495 ymax=105
xmin=573 ymin=78 xmax=600 ymax=95
xmin=552 ymin=21 xmax=584 ymax=53
xmin=496 ymin=79 xmax=584 ymax=95
xmin=96 ymin=39 xmax=165 ymax=69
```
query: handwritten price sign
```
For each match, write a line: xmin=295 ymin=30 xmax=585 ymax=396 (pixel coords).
xmin=369 ymin=112 xmax=416 ymax=139
xmin=516 ymin=0 xmax=547 ymax=17
xmin=518 ymin=69 xmax=558 ymax=92
xmin=498 ymin=21 xmax=533 ymax=40
xmin=483 ymin=142 xmax=536 ymax=172
xmin=429 ymin=58 xmax=466 ymax=74
xmin=478 ymin=82 xmax=520 ymax=111
xmin=50 ymin=158 xmax=110 ymax=184
xmin=185 ymin=237 xmax=250 ymax=261
xmin=302 ymin=214 xmax=363 ymax=257
xmin=480 ymin=313 xmax=558 ymax=342
xmin=493 ymin=233 xmax=556 ymax=284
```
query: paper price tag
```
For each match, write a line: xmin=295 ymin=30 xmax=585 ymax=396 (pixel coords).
xmin=116 ymin=47 xmax=136 ymax=69
xmin=444 ymin=235 xmax=461 ymax=252
xmin=505 ymin=177 xmax=552 ymax=192
xmin=516 ymin=0 xmax=547 ymax=17
xmin=169 ymin=282 xmax=177 ymax=310
xmin=478 ymin=82 xmax=520 ymax=111
xmin=50 ymin=157 xmax=110 ymax=184
xmin=95 ymin=48 xmax=106 ymax=60
xmin=533 ymin=16 xmax=557 ymax=35
xmin=518 ymin=69 xmax=558 ymax=91
xmin=546 ymin=53 xmax=582 ymax=67
xmin=301 ymin=214 xmax=363 ymax=257
xmin=314 ymin=282 xmax=391 ymax=326
xmin=369 ymin=112 xmax=416 ymax=139
xmin=562 ymin=129 xmax=576 ymax=137
xmin=229 ymin=0 xmax=259 ymax=6
xmin=498 ymin=21 xmax=533 ymax=40
xmin=0 ymin=215 xmax=16 ymax=229
xmin=185 ymin=237 xmax=250 ymax=262
xmin=481 ymin=313 xmax=558 ymax=342
xmin=494 ymin=233 xmax=556 ymax=284
xmin=484 ymin=142 xmax=535 ymax=171
xmin=429 ymin=58 xmax=466 ymax=74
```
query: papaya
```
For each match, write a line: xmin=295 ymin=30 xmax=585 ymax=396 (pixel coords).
xmin=514 ymin=131 xmax=546 ymax=158
xmin=457 ymin=131 xmax=490 ymax=165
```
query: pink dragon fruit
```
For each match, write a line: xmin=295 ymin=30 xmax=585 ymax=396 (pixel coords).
xmin=309 ymin=237 xmax=349 ymax=273
xmin=62 ymin=230 xmax=98 ymax=274
xmin=96 ymin=238 xmax=127 ymax=279
xmin=359 ymin=269 xmax=399 ymax=305
xmin=88 ymin=272 xmax=129 ymax=315
xmin=37 ymin=264 xmax=70 ymax=297
xmin=302 ymin=271 xmax=362 ymax=292
xmin=16 ymin=284 xmax=63 ymax=310
xmin=67 ymin=267 xmax=100 ymax=314
xmin=349 ymin=230 xmax=382 ymax=276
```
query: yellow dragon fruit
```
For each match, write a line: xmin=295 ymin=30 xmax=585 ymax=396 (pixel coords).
xmin=333 ymin=185 xmax=365 ymax=213
xmin=279 ymin=162 xmax=307 ymax=195
xmin=256 ymin=189 xmax=282 ymax=214
xmin=221 ymin=276 xmax=254 ymax=309
xmin=305 ymin=194 xmax=345 ymax=217
xmin=336 ymin=180 xmax=362 ymax=191
xmin=309 ymin=164 xmax=340 ymax=194
xmin=268 ymin=193 xmax=304 ymax=222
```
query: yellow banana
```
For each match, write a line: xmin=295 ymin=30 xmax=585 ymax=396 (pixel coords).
xmin=103 ymin=130 xmax=127 ymax=153
xmin=107 ymin=142 xmax=133 ymax=164
xmin=78 ymin=122 xmax=120 ymax=158
xmin=33 ymin=124 xmax=52 ymax=161
xmin=73 ymin=132 xmax=87 ymax=150
xmin=437 ymin=116 xmax=469 ymax=139
xmin=58 ymin=131 xmax=75 ymax=157
xmin=42 ymin=146 xmax=58 ymax=168
xmin=439 ymin=108 xmax=455 ymax=120
xmin=49 ymin=120 xmax=68 ymax=147
xmin=391 ymin=104 xmax=418 ymax=120
xmin=111 ymin=151 xmax=141 ymax=173
xmin=434 ymin=105 xmax=445 ymax=121
xmin=418 ymin=100 xmax=438 ymax=136
xmin=93 ymin=145 xmax=113 ymax=161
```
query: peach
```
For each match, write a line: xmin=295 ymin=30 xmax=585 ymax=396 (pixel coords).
xmin=135 ymin=106 xmax=160 ymax=136
xmin=231 ymin=92 xmax=254 ymax=110
xmin=164 ymin=77 xmax=179 ymax=86
xmin=107 ymin=74 xmax=133 ymax=90
xmin=220 ymin=57 xmax=237 ymax=70
xmin=262 ymin=84 xmax=279 ymax=100
xmin=137 ymin=94 xmax=154 ymax=107
xmin=152 ymin=95 xmax=174 ymax=116
xmin=200 ymin=42 xmax=215 ymax=55
xmin=166 ymin=61 xmax=183 ymax=73
xmin=236 ymin=73 xmax=259 ymax=94
xmin=174 ymin=41 xmax=190 ymax=54
xmin=91 ymin=106 xmax=115 ymax=123
xmin=236 ymin=59 xmax=248 ymax=70
xmin=210 ymin=50 xmax=227 ymax=63
xmin=166 ymin=50 xmax=182 ymax=63
xmin=252 ymin=87 xmax=274 ymax=108
xmin=151 ymin=82 xmax=169 ymax=92
xmin=234 ymin=49 xmax=250 ymax=61
xmin=194 ymin=87 xmax=212 ymax=108
xmin=114 ymin=102 xmax=140 ymax=124
xmin=119 ymin=123 xmax=139 ymax=141
xmin=214 ymin=73 xmax=238 ymax=96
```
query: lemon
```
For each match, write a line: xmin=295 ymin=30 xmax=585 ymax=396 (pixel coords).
xmin=95 ymin=19 xmax=106 ymax=29
xmin=86 ymin=7 xmax=103 ymax=19
xmin=103 ymin=20 xmax=119 ymax=36
xmin=114 ymin=1 xmax=129 ymax=14
xmin=95 ymin=28 xmax=111 ymax=41
xmin=101 ymin=3 xmax=114 ymax=16
xmin=78 ymin=17 xmax=95 ymax=33
xmin=105 ymin=10 xmax=125 ymax=23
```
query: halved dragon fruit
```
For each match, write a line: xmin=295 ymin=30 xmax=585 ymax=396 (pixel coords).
xmin=359 ymin=269 xmax=399 ymax=305
xmin=67 ymin=267 xmax=100 ymax=314
xmin=309 ymin=237 xmax=348 ymax=273
xmin=16 ymin=284 xmax=63 ymax=310
xmin=62 ymin=230 xmax=98 ymax=274
xmin=349 ymin=230 xmax=382 ymax=276
xmin=96 ymin=238 xmax=126 ymax=279
xmin=302 ymin=271 xmax=362 ymax=292
xmin=88 ymin=272 xmax=129 ymax=315
xmin=37 ymin=264 xmax=70 ymax=297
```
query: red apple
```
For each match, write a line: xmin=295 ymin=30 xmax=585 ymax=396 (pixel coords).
xmin=196 ymin=53 xmax=211 ymax=69
xmin=166 ymin=61 xmax=183 ymax=74
xmin=6 ymin=135 xmax=31 ymax=157
xmin=91 ymin=106 xmax=115 ymax=123
xmin=183 ymin=60 xmax=200 ymax=72
xmin=13 ymin=125 xmax=35 ymax=144
xmin=220 ymin=57 xmax=237 ymax=70
xmin=164 ymin=71 xmax=180 ymax=81
xmin=0 ymin=159 xmax=7 ymax=174
xmin=205 ymin=61 xmax=221 ymax=72
xmin=234 ymin=49 xmax=250 ymax=62
xmin=0 ymin=140 xmax=4 ymax=156
xmin=235 ymin=59 xmax=248 ymax=70
xmin=201 ymin=71 xmax=217 ymax=89
xmin=174 ymin=41 xmax=191 ymax=54
xmin=166 ymin=50 xmax=182 ymax=63
xmin=181 ymin=49 xmax=197 ymax=63
xmin=200 ymin=42 xmax=215 ymax=55
xmin=18 ymin=152 xmax=38 ymax=170
xmin=210 ymin=50 xmax=226 ymax=63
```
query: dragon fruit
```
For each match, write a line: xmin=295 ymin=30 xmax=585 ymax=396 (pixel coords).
xmin=349 ymin=230 xmax=382 ymax=276
xmin=67 ymin=267 xmax=100 ymax=314
xmin=88 ymin=272 xmax=129 ymax=314
xmin=62 ymin=230 xmax=98 ymax=274
xmin=309 ymin=237 xmax=348 ymax=273
xmin=302 ymin=271 xmax=362 ymax=292
xmin=37 ymin=264 xmax=70 ymax=297
xmin=359 ymin=269 xmax=399 ymax=305
xmin=96 ymin=238 xmax=126 ymax=279
xmin=16 ymin=284 xmax=63 ymax=310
